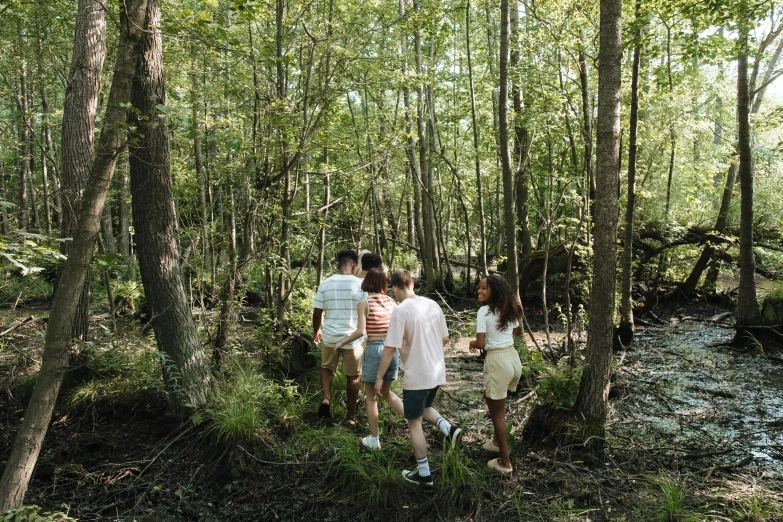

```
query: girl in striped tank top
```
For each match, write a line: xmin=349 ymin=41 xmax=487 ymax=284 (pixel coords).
xmin=335 ymin=268 xmax=404 ymax=449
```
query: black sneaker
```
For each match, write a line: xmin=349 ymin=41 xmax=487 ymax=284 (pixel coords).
xmin=318 ymin=402 xmax=331 ymax=419
xmin=402 ymin=468 xmax=434 ymax=487
xmin=448 ymin=425 xmax=463 ymax=447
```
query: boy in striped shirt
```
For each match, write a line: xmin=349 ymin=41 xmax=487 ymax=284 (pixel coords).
xmin=312 ymin=250 xmax=365 ymax=423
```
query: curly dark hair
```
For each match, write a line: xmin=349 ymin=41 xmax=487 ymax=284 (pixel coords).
xmin=482 ymin=275 xmax=523 ymax=332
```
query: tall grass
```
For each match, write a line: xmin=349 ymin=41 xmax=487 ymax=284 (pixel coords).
xmin=204 ymin=359 xmax=300 ymax=442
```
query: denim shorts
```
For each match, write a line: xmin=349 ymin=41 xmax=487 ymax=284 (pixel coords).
xmin=360 ymin=340 xmax=399 ymax=383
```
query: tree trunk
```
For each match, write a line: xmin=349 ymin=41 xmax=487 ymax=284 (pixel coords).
xmin=315 ymin=154 xmax=330 ymax=285
xmin=129 ymin=0 xmax=213 ymax=412
xmin=100 ymin=200 xmax=116 ymax=255
xmin=579 ymin=47 xmax=595 ymax=204
xmin=499 ymin=0 xmax=519 ymax=298
xmin=736 ymin=7 xmax=757 ymax=328
xmin=511 ymin=1 xmax=533 ymax=259
xmin=60 ymin=0 xmax=107 ymax=341
xmin=0 ymin=161 xmax=7 ymax=234
xmin=573 ymin=0 xmax=622 ymax=440
xmin=466 ymin=0 xmax=487 ymax=278
xmin=619 ymin=0 xmax=642 ymax=344
xmin=0 ymin=0 xmax=147 ymax=509
xmin=36 ymin=34 xmax=53 ymax=235
xmin=16 ymin=41 xmax=31 ymax=231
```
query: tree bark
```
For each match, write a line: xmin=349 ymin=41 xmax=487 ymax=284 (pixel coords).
xmin=466 ymin=0 xmax=488 ymax=277
xmin=511 ymin=1 xmax=533 ymax=259
xmin=60 ymin=0 xmax=107 ymax=341
xmin=579 ymin=47 xmax=595 ymax=204
xmin=499 ymin=0 xmax=519 ymax=298
xmin=129 ymin=0 xmax=213 ymax=412
xmin=736 ymin=6 xmax=757 ymax=327
xmin=619 ymin=0 xmax=643 ymax=344
xmin=0 ymin=0 xmax=147 ymax=509
xmin=16 ymin=35 xmax=31 ymax=232
xmin=573 ymin=0 xmax=622 ymax=439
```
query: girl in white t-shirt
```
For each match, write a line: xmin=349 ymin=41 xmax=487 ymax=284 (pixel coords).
xmin=468 ymin=275 xmax=523 ymax=474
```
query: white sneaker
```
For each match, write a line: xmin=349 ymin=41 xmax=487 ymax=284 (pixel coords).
xmin=361 ymin=435 xmax=381 ymax=450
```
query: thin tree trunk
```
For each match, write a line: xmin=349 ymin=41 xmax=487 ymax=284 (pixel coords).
xmin=573 ymin=0 xmax=622 ymax=440
xmin=16 ymin=39 xmax=31 ymax=231
xmin=499 ymin=0 xmax=519 ymax=298
xmin=619 ymin=0 xmax=642 ymax=344
xmin=0 ymin=1 xmax=147 ymax=508
xmin=0 ymin=161 xmax=7 ymax=234
xmin=466 ymin=0 xmax=487 ymax=277
xmin=36 ymin=32 xmax=53 ymax=235
xmin=736 ymin=6 xmax=756 ymax=328
xmin=511 ymin=1 xmax=533 ymax=259
xmin=129 ymin=0 xmax=213 ymax=411
xmin=579 ymin=47 xmax=595 ymax=204
xmin=100 ymin=200 xmax=116 ymax=255
xmin=315 ymin=153 xmax=330 ymax=285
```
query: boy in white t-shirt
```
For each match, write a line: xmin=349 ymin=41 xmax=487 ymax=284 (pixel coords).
xmin=375 ymin=270 xmax=462 ymax=487
xmin=313 ymin=250 xmax=365 ymax=423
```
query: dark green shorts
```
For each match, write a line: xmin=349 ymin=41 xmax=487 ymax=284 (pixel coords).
xmin=403 ymin=386 xmax=439 ymax=420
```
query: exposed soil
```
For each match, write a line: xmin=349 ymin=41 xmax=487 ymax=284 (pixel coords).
xmin=1 ymin=299 xmax=782 ymax=521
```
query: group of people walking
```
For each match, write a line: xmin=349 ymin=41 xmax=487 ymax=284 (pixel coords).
xmin=312 ymin=249 xmax=524 ymax=485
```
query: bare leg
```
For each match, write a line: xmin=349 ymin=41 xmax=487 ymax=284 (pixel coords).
xmin=320 ymin=367 xmax=333 ymax=404
xmin=365 ymin=382 xmax=380 ymax=436
xmin=346 ymin=375 xmax=361 ymax=422
xmin=422 ymin=406 xmax=442 ymax=426
xmin=380 ymin=381 xmax=404 ymax=416
xmin=486 ymin=396 xmax=512 ymax=469
xmin=407 ymin=417 xmax=428 ymax=460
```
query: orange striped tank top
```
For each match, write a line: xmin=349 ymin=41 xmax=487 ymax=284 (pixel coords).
xmin=365 ymin=294 xmax=396 ymax=337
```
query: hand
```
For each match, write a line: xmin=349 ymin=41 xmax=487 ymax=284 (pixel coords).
xmin=468 ymin=339 xmax=479 ymax=353
xmin=334 ymin=339 xmax=345 ymax=349
xmin=313 ymin=330 xmax=322 ymax=345
xmin=374 ymin=380 xmax=383 ymax=397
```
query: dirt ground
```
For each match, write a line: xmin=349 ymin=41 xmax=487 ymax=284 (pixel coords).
xmin=1 ymin=299 xmax=782 ymax=521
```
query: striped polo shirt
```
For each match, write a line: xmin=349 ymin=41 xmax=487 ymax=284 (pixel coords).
xmin=313 ymin=274 xmax=366 ymax=348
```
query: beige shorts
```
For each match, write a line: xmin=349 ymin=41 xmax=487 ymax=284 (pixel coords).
xmin=483 ymin=346 xmax=522 ymax=400
xmin=321 ymin=343 xmax=363 ymax=377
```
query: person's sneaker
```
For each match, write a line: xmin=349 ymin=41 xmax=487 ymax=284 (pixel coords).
xmin=317 ymin=402 xmax=331 ymax=419
xmin=482 ymin=439 xmax=500 ymax=453
xmin=361 ymin=435 xmax=381 ymax=450
xmin=402 ymin=468 xmax=434 ymax=487
xmin=447 ymin=425 xmax=463 ymax=447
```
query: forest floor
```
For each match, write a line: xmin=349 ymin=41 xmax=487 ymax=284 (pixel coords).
xmin=1 ymin=297 xmax=783 ymax=521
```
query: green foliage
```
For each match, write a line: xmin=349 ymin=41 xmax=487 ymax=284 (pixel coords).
xmin=729 ymin=490 xmax=782 ymax=522
xmin=324 ymin=430 xmax=405 ymax=511
xmin=204 ymin=359 xmax=300 ymax=442
xmin=536 ymin=358 xmax=583 ymax=411
xmin=0 ymin=505 xmax=75 ymax=522
xmin=67 ymin=341 xmax=162 ymax=409
xmin=656 ymin=475 xmax=687 ymax=522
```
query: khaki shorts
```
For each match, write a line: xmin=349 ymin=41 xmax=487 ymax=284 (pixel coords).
xmin=321 ymin=343 xmax=363 ymax=377
xmin=483 ymin=346 xmax=522 ymax=400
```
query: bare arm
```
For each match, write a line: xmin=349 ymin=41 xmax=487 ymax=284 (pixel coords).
xmin=469 ymin=333 xmax=486 ymax=352
xmin=312 ymin=308 xmax=324 ymax=344
xmin=335 ymin=300 xmax=368 ymax=349
xmin=513 ymin=325 xmax=522 ymax=336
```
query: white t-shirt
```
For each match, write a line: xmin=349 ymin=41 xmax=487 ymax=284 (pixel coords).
xmin=313 ymin=274 xmax=365 ymax=348
xmin=385 ymin=296 xmax=449 ymax=390
xmin=476 ymin=305 xmax=518 ymax=349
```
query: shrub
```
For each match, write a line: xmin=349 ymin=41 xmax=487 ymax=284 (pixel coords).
xmin=204 ymin=359 xmax=300 ymax=442
xmin=536 ymin=358 xmax=583 ymax=411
